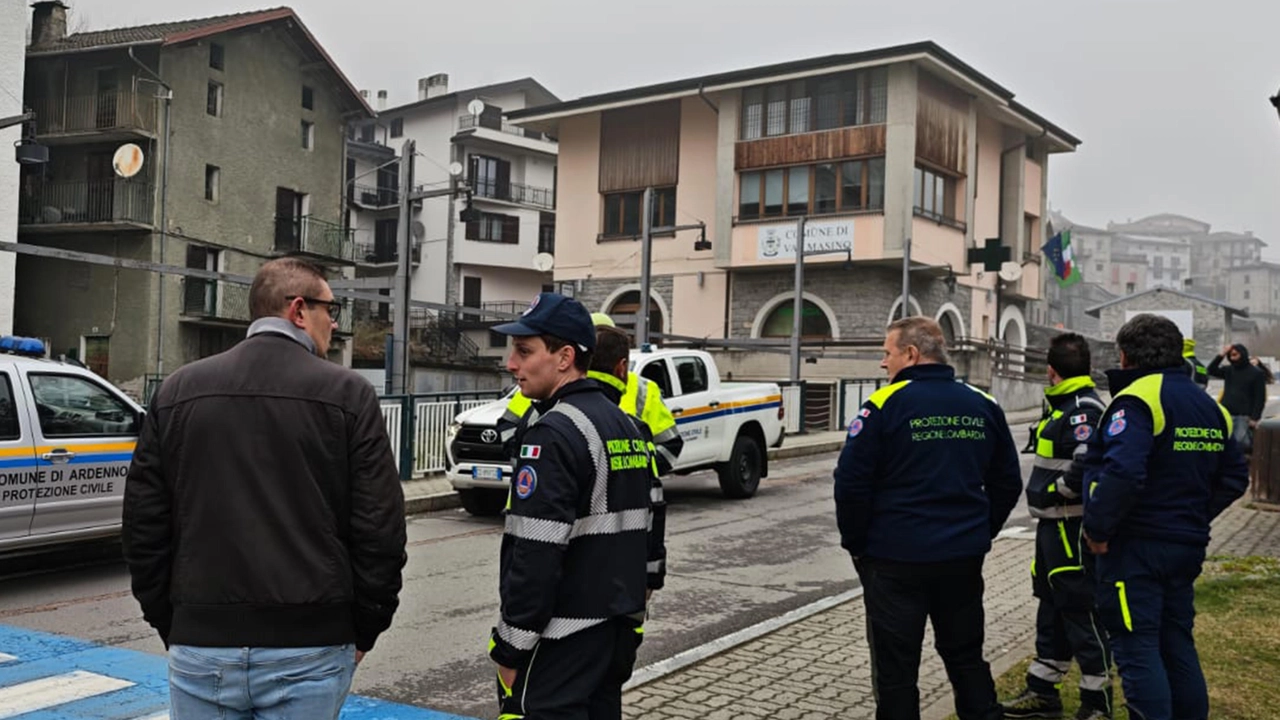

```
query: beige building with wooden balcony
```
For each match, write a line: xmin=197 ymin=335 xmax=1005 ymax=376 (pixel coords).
xmin=17 ymin=3 xmax=370 ymax=392
xmin=510 ymin=42 xmax=1078 ymax=365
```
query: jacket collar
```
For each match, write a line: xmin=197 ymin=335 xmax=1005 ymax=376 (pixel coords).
xmin=1105 ymin=365 xmax=1184 ymax=395
xmin=532 ymin=377 xmax=602 ymax=412
xmin=246 ymin=317 xmax=317 ymax=355
xmin=587 ymin=370 xmax=626 ymax=404
xmin=1045 ymin=376 xmax=1096 ymax=407
xmin=892 ymin=363 xmax=955 ymax=383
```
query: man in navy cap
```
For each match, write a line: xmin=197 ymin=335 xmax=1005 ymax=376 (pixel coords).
xmin=487 ymin=292 xmax=656 ymax=720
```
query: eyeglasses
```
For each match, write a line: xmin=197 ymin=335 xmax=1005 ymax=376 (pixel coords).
xmin=286 ymin=295 xmax=342 ymax=321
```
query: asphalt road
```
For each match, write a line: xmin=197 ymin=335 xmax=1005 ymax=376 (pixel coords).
xmin=0 ymin=449 xmax=1041 ymax=719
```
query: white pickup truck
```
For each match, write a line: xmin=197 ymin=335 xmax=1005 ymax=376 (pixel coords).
xmin=445 ymin=348 xmax=787 ymax=516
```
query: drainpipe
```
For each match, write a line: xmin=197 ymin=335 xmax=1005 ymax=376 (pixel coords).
xmin=129 ymin=47 xmax=172 ymax=377
xmin=697 ymin=83 xmax=719 ymax=114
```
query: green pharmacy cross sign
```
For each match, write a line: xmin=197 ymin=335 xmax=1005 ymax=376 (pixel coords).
xmin=967 ymin=237 xmax=1010 ymax=272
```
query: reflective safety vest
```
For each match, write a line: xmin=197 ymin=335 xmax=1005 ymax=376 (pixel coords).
xmin=1025 ymin=376 xmax=1104 ymax=519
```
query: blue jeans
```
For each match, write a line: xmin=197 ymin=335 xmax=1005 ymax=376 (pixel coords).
xmin=169 ymin=644 xmax=357 ymax=720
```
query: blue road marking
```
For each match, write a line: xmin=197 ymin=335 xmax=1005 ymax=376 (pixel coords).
xmin=0 ymin=625 xmax=479 ymax=719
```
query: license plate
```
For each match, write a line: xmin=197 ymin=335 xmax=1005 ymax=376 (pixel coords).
xmin=472 ymin=466 xmax=503 ymax=481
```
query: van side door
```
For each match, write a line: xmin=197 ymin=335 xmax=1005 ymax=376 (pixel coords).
xmin=0 ymin=365 xmax=38 ymax=543
xmin=23 ymin=371 xmax=140 ymax=536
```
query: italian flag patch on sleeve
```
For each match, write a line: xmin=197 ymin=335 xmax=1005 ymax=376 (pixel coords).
xmin=520 ymin=445 xmax=542 ymax=459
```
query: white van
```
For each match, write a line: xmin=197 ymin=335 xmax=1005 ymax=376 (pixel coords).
xmin=0 ymin=337 xmax=142 ymax=552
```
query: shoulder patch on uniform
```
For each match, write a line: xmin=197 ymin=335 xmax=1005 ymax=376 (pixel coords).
xmin=1074 ymin=424 xmax=1093 ymax=442
xmin=515 ymin=466 xmax=537 ymax=499
xmin=1070 ymin=413 xmax=1087 ymax=425
xmin=1106 ymin=415 xmax=1126 ymax=437
xmin=519 ymin=444 xmax=542 ymax=460
xmin=859 ymin=408 xmax=871 ymax=418
xmin=848 ymin=418 xmax=865 ymax=437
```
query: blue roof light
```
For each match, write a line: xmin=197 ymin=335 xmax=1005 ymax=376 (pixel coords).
xmin=0 ymin=336 xmax=47 ymax=358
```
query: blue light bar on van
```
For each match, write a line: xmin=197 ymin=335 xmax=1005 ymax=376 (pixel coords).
xmin=0 ymin=336 xmax=47 ymax=357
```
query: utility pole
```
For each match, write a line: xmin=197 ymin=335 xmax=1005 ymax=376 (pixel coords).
xmin=635 ymin=187 xmax=708 ymax=348
xmin=900 ymin=236 xmax=912 ymax=320
xmin=790 ymin=216 xmax=807 ymax=382
xmin=390 ymin=138 xmax=414 ymax=395
xmin=637 ymin=187 xmax=653 ymax=348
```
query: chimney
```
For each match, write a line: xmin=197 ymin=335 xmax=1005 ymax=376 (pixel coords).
xmin=376 ymin=90 xmax=387 ymax=111
xmin=420 ymin=73 xmax=449 ymax=100
xmin=359 ymin=89 xmax=369 ymax=102
xmin=31 ymin=1 xmax=69 ymax=48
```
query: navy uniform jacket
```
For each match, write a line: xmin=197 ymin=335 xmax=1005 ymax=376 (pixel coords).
xmin=833 ymin=364 xmax=1023 ymax=563
xmin=489 ymin=379 xmax=652 ymax=668
xmin=1082 ymin=367 xmax=1249 ymax=547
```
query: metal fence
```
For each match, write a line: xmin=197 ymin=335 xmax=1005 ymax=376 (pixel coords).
xmin=778 ymin=382 xmax=804 ymax=435
xmin=379 ymin=391 xmax=505 ymax=478
xmin=30 ymin=91 xmax=159 ymax=136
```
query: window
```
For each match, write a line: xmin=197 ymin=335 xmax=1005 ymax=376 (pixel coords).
xmin=740 ymin=68 xmax=888 ymax=140
xmin=1245 ymin=289 xmax=1252 ymax=300
xmin=462 ymin=277 xmax=482 ymax=308
xmin=0 ymin=373 xmax=19 ymax=441
xmin=204 ymin=165 xmax=220 ymax=202
xmin=1245 ymin=274 xmax=1251 ymax=284
xmin=466 ymin=211 xmax=519 ymax=243
xmin=390 ymin=117 xmax=403 ymax=138
xmin=301 ymin=121 xmax=314 ymax=150
xmin=374 ymin=218 xmax=398 ymax=261
xmin=673 ymin=357 xmax=710 ymax=395
xmin=81 ymin=336 xmax=110 ymax=378
xmin=29 ymin=374 xmax=139 ymax=438
xmin=301 ymin=85 xmax=314 ymax=110
xmin=207 ymin=81 xmax=223 ymax=117
xmin=640 ymin=361 xmax=673 ymax=399
xmin=913 ymin=166 xmax=957 ymax=222
xmin=359 ymin=124 xmax=375 ymax=143
xmin=601 ymin=187 xmax=676 ymax=238
xmin=470 ymin=155 xmax=511 ymax=200
xmin=1125 ymin=282 xmax=1136 ymax=294
xmin=489 ymin=331 xmax=507 ymax=349
xmin=209 ymin=43 xmax=224 ymax=71
xmin=739 ymin=159 xmax=885 ymax=219
xmin=184 ymin=245 xmax=220 ymax=316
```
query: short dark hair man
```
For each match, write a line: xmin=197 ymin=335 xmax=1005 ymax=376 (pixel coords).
xmin=1206 ymin=342 xmax=1267 ymax=452
xmin=488 ymin=293 xmax=655 ymax=719
xmin=123 ymin=257 xmax=407 ymax=719
xmin=1001 ymin=333 xmax=1113 ymax=719
xmin=1083 ymin=314 xmax=1249 ymax=720
xmin=834 ymin=316 xmax=1022 ymax=720
xmin=590 ymin=325 xmax=667 ymax=598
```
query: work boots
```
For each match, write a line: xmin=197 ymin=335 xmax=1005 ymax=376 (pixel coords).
xmin=1000 ymin=689 xmax=1064 ymax=719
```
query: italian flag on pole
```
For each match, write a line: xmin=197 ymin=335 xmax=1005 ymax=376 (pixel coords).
xmin=1042 ymin=229 xmax=1082 ymax=287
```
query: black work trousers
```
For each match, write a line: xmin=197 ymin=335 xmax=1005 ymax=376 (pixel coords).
xmin=497 ymin=617 xmax=642 ymax=720
xmin=856 ymin=555 xmax=1001 ymax=720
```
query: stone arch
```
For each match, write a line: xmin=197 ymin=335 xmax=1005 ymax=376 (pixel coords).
xmin=751 ymin=292 xmax=841 ymax=340
xmin=934 ymin=302 xmax=968 ymax=345
xmin=998 ymin=303 xmax=1028 ymax=372
xmin=600 ymin=284 xmax=670 ymax=338
xmin=886 ymin=295 xmax=923 ymax=327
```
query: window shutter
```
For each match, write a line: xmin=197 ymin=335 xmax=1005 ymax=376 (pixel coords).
xmin=503 ymin=215 xmax=520 ymax=243
xmin=466 ymin=214 xmax=479 ymax=240
xmin=496 ymin=159 xmax=512 ymax=200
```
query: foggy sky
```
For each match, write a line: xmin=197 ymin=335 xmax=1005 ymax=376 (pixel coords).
xmin=34 ymin=0 xmax=1280 ymax=258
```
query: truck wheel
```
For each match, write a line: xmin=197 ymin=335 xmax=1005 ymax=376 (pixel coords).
xmin=458 ymin=488 xmax=506 ymax=517
xmin=717 ymin=435 xmax=762 ymax=499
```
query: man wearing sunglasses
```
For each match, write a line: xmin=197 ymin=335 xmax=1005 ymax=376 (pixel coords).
xmin=123 ymin=257 xmax=407 ymax=720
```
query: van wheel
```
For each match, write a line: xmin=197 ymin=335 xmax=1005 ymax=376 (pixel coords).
xmin=459 ymin=488 xmax=506 ymax=517
xmin=717 ymin=435 xmax=762 ymax=499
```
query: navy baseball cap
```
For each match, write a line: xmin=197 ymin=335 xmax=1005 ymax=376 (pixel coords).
xmin=493 ymin=292 xmax=596 ymax=352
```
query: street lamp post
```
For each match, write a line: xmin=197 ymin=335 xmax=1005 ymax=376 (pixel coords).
xmin=637 ymin=187 xmax=709 ymax=348
xmin=789 ymin=217 xmax=854 ymax=382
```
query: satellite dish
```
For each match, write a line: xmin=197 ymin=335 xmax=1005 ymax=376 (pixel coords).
xmin=447 ymin=161 xmax=464 ymax=178
xmin=998 ymin=261 xmax=1023 ymax=283
xmin=467 ymin=99 xmax=485 ymax=116
xmin=112 ymin=143 xmax=144 ymax=178
xmin=533 ymin=253 xmax=555 ymax=272
xmin=411 ymin=221 xmax=425 ymax=239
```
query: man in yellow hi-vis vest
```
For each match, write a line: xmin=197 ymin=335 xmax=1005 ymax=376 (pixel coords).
xmin=497 ymin=313 xmax=683 ymax=475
